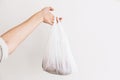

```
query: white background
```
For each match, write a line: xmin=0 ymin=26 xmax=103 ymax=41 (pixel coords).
xmin=0 ymin=0 xmax=120 ymax=80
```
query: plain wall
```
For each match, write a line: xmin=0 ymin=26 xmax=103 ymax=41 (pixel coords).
xmin=0 ymin=0 xmax=120 ymax=80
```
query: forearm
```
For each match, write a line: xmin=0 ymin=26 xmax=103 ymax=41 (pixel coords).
xmin=1 ymin=13 xmax=43 ymax=54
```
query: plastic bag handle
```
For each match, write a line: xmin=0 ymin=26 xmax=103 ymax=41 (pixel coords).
xmin=52 ymin=15 xmax=62 ymax=27
xmin=53 ymin=16 xmax=57 ymax=26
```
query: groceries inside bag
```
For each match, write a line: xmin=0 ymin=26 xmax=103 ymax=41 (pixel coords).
xmin=42 ymin=18 xmax=77 ymax=75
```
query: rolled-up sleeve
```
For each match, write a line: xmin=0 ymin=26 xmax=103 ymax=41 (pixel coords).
xmin=0 ymin=38 xmax=8 ymax=62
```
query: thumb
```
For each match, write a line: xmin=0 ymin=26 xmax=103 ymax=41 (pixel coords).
xmin=42 ymin=7 xmax=54 ymax=12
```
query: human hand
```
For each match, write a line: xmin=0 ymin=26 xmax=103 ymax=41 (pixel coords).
xmin=35 ymin=7 xmax=62 ymax=25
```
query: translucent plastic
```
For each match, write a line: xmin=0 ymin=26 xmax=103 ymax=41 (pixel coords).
xmin=42 ymin=19 xmax=77 ymax=75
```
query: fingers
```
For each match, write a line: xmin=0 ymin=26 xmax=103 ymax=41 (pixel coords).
xmin=59 ymin=17 xmax=62 ymax=21
xmin=41 ymin=7 xmax=62 ymax=25
xmin=50 ymin=17 xmax=62 ymax=25
xmin=52 ymin=16 xmax=54 ymax=24
xmin=42 ymin=7 xmax=54 ymax=12
xmin=49 ymin=7 xmax=54 ymax=11
xmin=56 ymin=17 xmax=62 ymax=23
xmin=56 ymin=17 xmax=59 ymax=23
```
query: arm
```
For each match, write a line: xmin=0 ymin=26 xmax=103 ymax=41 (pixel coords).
xmin=1 ymin=7 xmax=57 ymax=54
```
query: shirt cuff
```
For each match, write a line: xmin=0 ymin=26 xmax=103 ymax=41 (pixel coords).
xmin=0 ymin=37 xmax=8 ymax=62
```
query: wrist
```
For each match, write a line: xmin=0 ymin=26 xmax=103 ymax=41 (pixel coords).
xmin=29 ymin=12 xmax=44 ymax=25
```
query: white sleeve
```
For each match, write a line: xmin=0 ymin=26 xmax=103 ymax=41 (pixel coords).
xmin=0 ymin=38 xmax=8 ymax=62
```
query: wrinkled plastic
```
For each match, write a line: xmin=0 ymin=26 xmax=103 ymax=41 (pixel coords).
xmin=42 ymin=19 xmax=76 ymax=75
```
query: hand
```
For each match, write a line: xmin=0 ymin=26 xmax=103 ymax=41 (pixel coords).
xmin=35 ymin=7 xmax=62 ymax=25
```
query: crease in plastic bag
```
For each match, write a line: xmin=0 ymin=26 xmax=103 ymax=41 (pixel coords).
xmin=42 ymin=18 xmax=77 ymax=75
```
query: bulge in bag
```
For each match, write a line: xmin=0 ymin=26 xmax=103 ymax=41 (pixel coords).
xmin=42 ymin=18 xmax=77 ymax=75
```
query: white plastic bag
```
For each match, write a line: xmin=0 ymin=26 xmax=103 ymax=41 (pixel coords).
xmin=42 ymin=18 xmax=76 ymax=75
